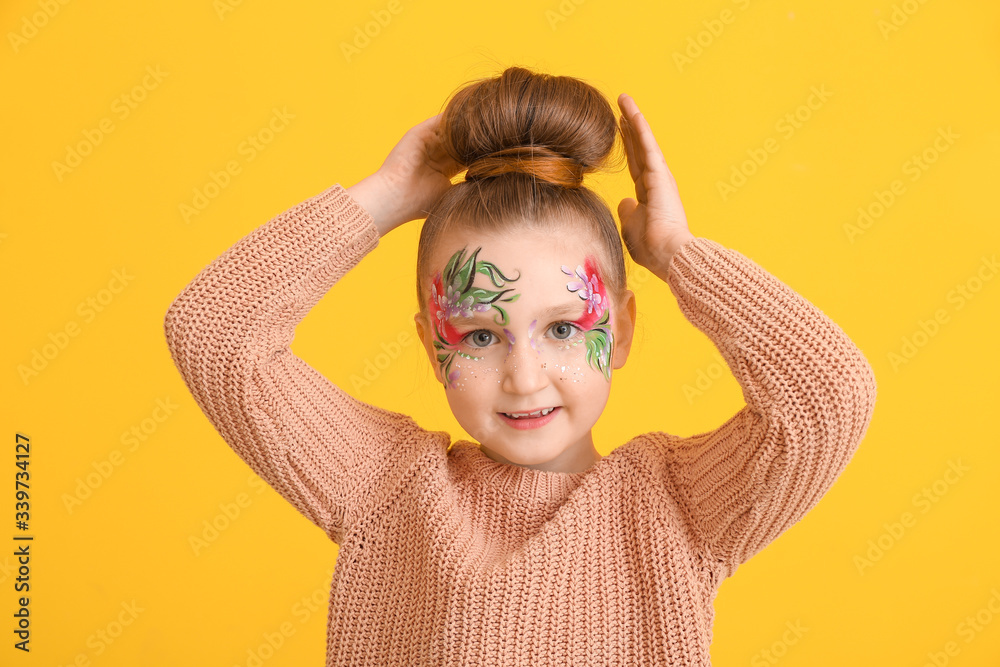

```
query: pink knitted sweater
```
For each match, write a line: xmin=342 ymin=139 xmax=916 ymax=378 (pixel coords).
xmin=163 ymin=183 xmax=877 ymax=666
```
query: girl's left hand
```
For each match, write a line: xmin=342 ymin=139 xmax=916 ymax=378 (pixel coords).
xmin=617 ymin=93 xmax=696 ymax=280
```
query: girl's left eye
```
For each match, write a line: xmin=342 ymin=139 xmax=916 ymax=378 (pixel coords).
xmin=550 ymin=322 xmax=581 ymax=340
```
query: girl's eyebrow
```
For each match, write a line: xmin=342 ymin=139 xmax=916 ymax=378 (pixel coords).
xmin=451 ymin=301 xmax=584 ymax=325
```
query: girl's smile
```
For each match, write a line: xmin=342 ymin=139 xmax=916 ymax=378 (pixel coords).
xmin=497 ymin=405 xmax=562 ymax=429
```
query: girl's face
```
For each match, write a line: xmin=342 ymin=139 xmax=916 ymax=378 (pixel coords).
xmin=414 ymin=226 xmax=636 ymax=473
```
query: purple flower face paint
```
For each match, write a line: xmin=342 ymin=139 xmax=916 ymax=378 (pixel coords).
xmin=502 ymin=328 xmax=516 ymax=356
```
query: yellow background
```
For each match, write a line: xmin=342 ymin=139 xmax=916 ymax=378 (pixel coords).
xmin=3 ymin=0 xmax=999 ymax=664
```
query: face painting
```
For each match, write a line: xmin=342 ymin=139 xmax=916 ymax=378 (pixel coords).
xmin=427 ymin=246 xmax=616 ymax=390
xmin=420 ymin=227 xmax=630 ymax=472
xmin=427 ymin=246 xmax=521 ymax=388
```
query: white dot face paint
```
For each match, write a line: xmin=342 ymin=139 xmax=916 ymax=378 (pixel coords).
xmin=423 ymin=228 xmax=618 ymax=473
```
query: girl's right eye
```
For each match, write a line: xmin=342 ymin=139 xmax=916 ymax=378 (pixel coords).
xmin=464 ymin=330 xmax=496 ymax=348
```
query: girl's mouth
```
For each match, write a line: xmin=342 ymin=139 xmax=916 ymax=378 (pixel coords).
xmin=497 ymin=406 xmax=560 ymax=430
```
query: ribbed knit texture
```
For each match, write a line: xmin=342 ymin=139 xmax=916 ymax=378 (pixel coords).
xmin=163 ymin=183 xmax=877 ymax=666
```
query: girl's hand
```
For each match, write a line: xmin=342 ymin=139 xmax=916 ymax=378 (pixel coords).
xmin=617 ymin=93 xmax=696 ymax=280
xmin=348 ymin=113 xmax=463 ymax=236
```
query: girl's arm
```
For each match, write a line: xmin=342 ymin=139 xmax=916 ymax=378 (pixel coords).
xmin=654 ymin=237 xmax=877 ymax=580
xmin=616 ymin=94 xmax=877 ymax=580
xmin=163 ymin=116 xmax=460 ymax=544
xmin=163 ymin=183 xmax=438 ymax=543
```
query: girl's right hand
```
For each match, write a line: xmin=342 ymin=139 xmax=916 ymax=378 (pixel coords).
xmin=348 ymin=113 xmax=463 ymax=237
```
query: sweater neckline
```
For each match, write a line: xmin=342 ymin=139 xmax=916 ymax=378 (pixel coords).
xmin=449 ymin=440 xmax=605 ymax=502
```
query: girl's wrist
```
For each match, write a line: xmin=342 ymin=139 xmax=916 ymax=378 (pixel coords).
xmin=666 ymin=231 xmax=696 ymax=259
xmin=346 ymin=172 xmax=401 ymax=237
xmin=651 ymin=231 xmax=696 ymax=281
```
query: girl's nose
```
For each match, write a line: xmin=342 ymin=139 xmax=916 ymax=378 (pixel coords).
xmin=500 ymin=336 xmax=549 ymax=395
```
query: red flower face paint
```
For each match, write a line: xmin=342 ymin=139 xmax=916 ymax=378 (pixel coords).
xmin=428 ymin=246 xmax=520 ymax=387
xmin=561 ymin=256 xmax=614 ymax=381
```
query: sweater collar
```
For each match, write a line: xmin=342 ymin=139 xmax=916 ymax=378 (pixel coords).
xmin=449 ymin=440 xmax=602 ymax=502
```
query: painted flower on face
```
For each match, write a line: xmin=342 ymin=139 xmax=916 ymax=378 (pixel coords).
xmin=562 ymin=256 xmax=614 ymax=381
xmin=432 ymin=281 xmax=494 ymax=322
xmin=428 ymin=246 xmax=520 ymax=387
xmin=563 ymin=263 xmax=604 ymax=319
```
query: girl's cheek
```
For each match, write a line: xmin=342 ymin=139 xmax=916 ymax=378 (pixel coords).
xmin=444 ymin=348 xmax=501 ymax=392
xmin=539 ymin=332 xmax=592 ymax=385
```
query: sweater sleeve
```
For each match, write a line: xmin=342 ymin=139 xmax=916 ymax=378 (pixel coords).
xmin=652 ymin=237 xmax=877 ymax=580
xmin=162 ymin=183 xmax=437 ymax=544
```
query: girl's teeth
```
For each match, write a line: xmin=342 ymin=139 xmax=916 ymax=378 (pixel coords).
xmin=504 ymin=407 xmax=555 ymax=419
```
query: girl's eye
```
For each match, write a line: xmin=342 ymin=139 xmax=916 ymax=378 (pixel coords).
xmin=464 ymin=330 xmax=496 ymax=348
xmin=550 ymin=322 xmax=580 ymax=340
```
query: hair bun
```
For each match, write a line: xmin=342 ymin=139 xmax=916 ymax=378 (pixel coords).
xmin=440 ymin=66 xmax=620 ymax=190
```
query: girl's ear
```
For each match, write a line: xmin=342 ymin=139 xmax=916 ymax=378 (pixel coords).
xmin=611 ymin=290 xmax=637 ymax=371
xmin=413 ymin=312 xmax=445 ymax=385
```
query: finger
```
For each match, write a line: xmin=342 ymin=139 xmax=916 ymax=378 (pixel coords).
xmin=617 ymin=94 xmax=639 ymax=174
xmin=630 ymin=113 xmax=662 ymax=178
xmin=629 ymin=110 xmax=676 ymax=187
xmin=623 ymin=119 xmax=650 ymax=205
xmin=617 ymin=197 xmax=637 ymax=231
xmin=619 ymin=114 xmax=641 ymax=184
xmin=618 ymin=95 xmax=647 ymax=176
xmin=427 ymin=145 xmax=462 ymax=178
xmin=631 ymin=114 xmax=685 ymax=218
xmin=619 ymin=116 xmax=648 ymax=206
xmin=617 ymin=199 xmax=642 ymax=260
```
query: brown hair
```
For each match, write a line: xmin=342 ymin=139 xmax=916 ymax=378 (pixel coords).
xmin=416 ymin=65 xmax=628 ymax=322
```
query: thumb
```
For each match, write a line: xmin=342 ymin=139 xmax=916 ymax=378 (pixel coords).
xmin=617 ymin=197 xmax=643 ymax=262
xmin=617 ymin=197 xmax=638 ymax=228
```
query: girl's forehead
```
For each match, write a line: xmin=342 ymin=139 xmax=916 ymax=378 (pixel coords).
xmin=431 ymin=228 xmax=589 ymax=277
xmin=427 ymin=230 xmax=609 ymax=325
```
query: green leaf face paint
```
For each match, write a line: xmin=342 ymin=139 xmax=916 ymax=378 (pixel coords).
xmin=561 ymin=257 xmax=614 ymax=381
xmin=428 ymin=246 xmax=520 ymax=387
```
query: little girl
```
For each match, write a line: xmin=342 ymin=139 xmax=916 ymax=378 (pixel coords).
xmin=164 ymin=66 xmax=877 ymax=666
